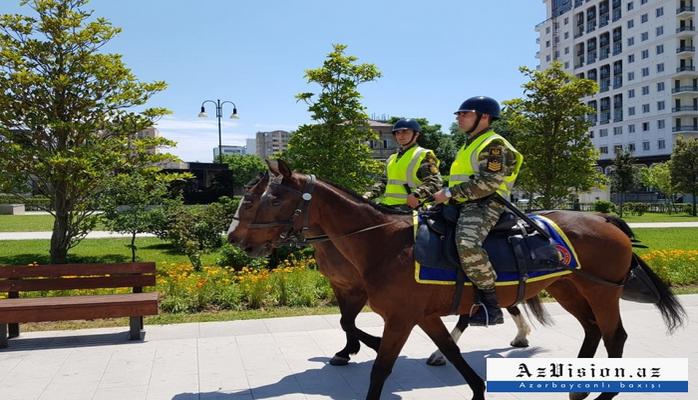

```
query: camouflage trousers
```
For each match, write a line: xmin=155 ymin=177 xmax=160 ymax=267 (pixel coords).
xmin=455 ymin=201 xmax=505 ymax=290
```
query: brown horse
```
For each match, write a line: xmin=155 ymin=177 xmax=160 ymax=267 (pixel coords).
xmin=228 ymin=160 xmax=685 ymax=400
xmin=234 ymin=172 xmax=535 ymax=366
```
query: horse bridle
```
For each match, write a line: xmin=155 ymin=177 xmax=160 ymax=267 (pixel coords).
xmin=237 ymin=173 xmax=401 ymax=247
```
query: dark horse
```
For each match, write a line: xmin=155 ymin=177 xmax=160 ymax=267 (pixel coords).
xmin=228 ymin=160 xmax=686 ymax=400
xmin=234 ymin=171 xmax=536 ymax=366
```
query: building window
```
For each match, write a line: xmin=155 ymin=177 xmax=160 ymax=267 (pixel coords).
xmin=564 ymin=61 xmax=570 ymax=69
xmin=657 ymin=63 xmax=664 ymax=73
xmin=641 ymin=67 xmax=649 ymax=76
xmin=600 ymin=128 xmax=609 ymax=137
xmin=658 ymin=139 xmax=666 ymax=149
xmin=657 ymin=82 xmax=665 ymax=91
xmin=658 ymin=119 xmax=665 ymax=129
xmin=656 ymin=7 xmax=663 ymax=17
xmin=657 ymin=101 xmax=665 ymax=110
xmin=628 ymin=71 xmax=635 ymax=81
xmin=628 ymin=143 xmax=636 ymax=152
xmin=628 ymin=54 xmax=635 ymax=63
xmin=564 ymin=31 xmax=570 ymax=39
xmin=600 ymin=146 xmax=609 ymax=154
xmin=546 ymin=26 xmax=551 ymax=34
xmin=614 ymin=144 xmax=624 ymax=154
xmin=565 ymin=47 xmax=570 ymax=54
xmin=641 ymin=0 xmax=647 ymax=4
xmin=641 ymin=32 xmax=649 ymax=41
xmin=628 ymin=2 xmax=634 ymax=11
xmin=629 ymin=106 xmax=636 ymax=116
xmin=641 ymin=49 xmax=649 ymax=59
xmin=656 ymin=26 xmax=663 ymax=36
xmin=627 ymin=19 xmax=634 ymax=29
xmin=641 ymin=85 xmax=649 ymax=95
xmin=643 ymin=141 xmax=650 ymax=151
xmin=628 ymin=88 xmax=635 ymax=98
xmin=640 ymin=13 xmax=648 ymax=23
xmin=546 ymin=40 xmax=551 ymax=48
xmin=614 ymin=126 xmax=623 ymax=135
xmin=546 ymin=55 xmax=551 ymax=61
xmin=656 ymin=44 xmax=664 ymax=54
xmin=564 ymin=17 xmax=569 ymax=25
xmin=642 ymin=121 xmax=650 ymax=130
xmin=642 ymin=104 xmax=650 ymax=113
xmin=628 ymin=124 xmax=636 ymax=133
xmin=627 ymin=37 xmax=635 ymax=46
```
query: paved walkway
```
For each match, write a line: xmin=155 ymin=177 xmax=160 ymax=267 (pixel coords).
xmin=0 ymin=295 xmax=696 ymax=400
xmin=1 ymin=221 xmax=697 ymax=241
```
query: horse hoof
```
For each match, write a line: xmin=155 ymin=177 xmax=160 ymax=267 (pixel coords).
xmin=329 ymin=355 xmax=350 ymax=366
xmin=510 ymin=339 xmax=529 ymax=348
xmin=426 ymin=354 xmax=447 ymax=366
xmin=569 ymin=392 xmax=590 ymax=400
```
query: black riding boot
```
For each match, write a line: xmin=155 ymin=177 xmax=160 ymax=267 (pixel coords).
xmin=469 ymin=288 xmax=504 ymax=326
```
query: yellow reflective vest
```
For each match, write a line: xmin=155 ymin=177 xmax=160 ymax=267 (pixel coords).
xmin=448 ymin=130 xmax=523 ymax=202
xmin=381 ymin=145 xmax=437 ymax=206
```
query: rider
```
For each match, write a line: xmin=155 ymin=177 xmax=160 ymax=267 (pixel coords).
xmin=364 ymin=118 xmax=442 ymax=210
xmin=432 ymin=97 xmax=523 ymax=326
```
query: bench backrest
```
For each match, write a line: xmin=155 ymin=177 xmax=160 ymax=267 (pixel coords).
xmin=0 ymin=262 xmax=156 ymax=294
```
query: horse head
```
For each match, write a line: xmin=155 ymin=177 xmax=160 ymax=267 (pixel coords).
xmin=227 ymin=159 xmax=314 ymax=257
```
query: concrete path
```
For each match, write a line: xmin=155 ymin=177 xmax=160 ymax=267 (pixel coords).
xmin=0 ymin=295 xmax=696 ymax=400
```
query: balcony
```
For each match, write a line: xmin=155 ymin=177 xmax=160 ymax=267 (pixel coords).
xmin=673 ymin=125 xmax=698 ymax=133
xmin=613 ymin=111 xmax=623 ymax=122
xmin=677 ymin=45 xmax=696 ymax=53
xmin=599 ymin=16 xmax=610 ymax=28
xmin=672 ymin=106 xmax=698 ymax=112
xmin=612 ymin=9 xmax=621 ymax=21
xmin=677 ymin=6 xmax=695 ymax=16
xmin=672 ymin=85 xmax=698 ymax=93
xmin=677 ymin=26 xmax=696 ymax=34
xmin=676 ymin=65 xmax=696 ymax=73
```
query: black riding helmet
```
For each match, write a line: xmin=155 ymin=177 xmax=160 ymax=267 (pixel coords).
xmin=392 ymin=118 xmax=422 ymax=133
xmin=454 ymin=96 xmax=501 ymax=120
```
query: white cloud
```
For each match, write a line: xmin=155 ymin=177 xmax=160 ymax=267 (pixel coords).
xmin=155 ymin=117 xmax=251 ymax=162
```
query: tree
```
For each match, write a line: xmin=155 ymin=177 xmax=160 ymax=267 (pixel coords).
xmin=387 ymin=116 xmax=457 ymax=175
xmin=639 ymin=161 xmax=677 ymax=212
xmin=0 ymin=0 xmax=176 ymax=263
xmin=99 ymin=171 xmax=189 ymax=262
xmin=221 ymin=153 xmax=266 ymax=189
xmin=504 ymin=62 xmax=605 ymax=209
xmin=670 ymin=137 xmax=698 ymax=216
xmin=284 ymin=44 xmax=383 ymax=191
xmin=610 ymin=150 xmax=639 ymax=217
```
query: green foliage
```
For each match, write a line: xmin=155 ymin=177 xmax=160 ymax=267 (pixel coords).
xmin=504 ymin=62 xmax=606 ymax=209
xmin=0 ymin=195 xmax=50 ymax=210
xmin=593 ymin=200 xmax=616 ymax=213
xmin=639 ymin=162 xmax=678 ymax=211
xmin=0 ymin=0 xmax=177 ymax=263
xmin=221 ymin=154 xmax=266 ymax=188
xmin=670 ymin=137 xmax=698 ymax=216
xmin=610 ymin=150 xmax=640 ymax=217
xmin=216 ymin=242 xmax=267 ymax=270
xmin=283 ymin=44 xmax=382 ymax=191
xmin=620 ymin=202 xmax=648 ymax=216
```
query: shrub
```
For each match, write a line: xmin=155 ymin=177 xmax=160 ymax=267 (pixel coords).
xmin=593 ymin=200 xmax=616 ymax=213
xmin=641 ymin=250 xmax=698 ymax=286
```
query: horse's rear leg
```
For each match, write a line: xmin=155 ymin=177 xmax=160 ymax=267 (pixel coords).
xmin=546 ymin=280 xmax=603 ymax=400
xmin=427 ymin=305 xmax=531 ymax=366
xmin=365 ymin=320 xmax=414 ymax=400
xmin=419 ymin=316 xmax=485 ymax=400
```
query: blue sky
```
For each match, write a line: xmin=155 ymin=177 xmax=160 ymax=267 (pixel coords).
xmin=2 ymin=0 xmax=546 ymax=162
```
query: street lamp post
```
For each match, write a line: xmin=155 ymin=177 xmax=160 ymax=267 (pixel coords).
xmin=198 ymin=99 xmax=239 ymax=164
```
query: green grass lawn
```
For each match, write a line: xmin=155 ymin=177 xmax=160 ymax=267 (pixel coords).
xmin=620 ymin=213 xmax=698 ymax=223
xmin=0 ymin=237 xmax=218 ymax=266
xmin=632 ymin=227 xmax=698 ymax=251
xmin=0 ymin=214 xmax=106 ymax=232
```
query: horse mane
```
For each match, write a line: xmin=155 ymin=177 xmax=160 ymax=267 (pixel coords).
xmin=315 ymin=178 xmax=413 ymax=216
xmin=598 ymin=213 xmax=636 ymax=239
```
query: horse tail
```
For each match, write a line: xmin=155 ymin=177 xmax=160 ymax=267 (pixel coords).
xmin=523 ymin=295 xmax=553 ymax=326
xmin=634 ymin=254 xmax=687 ymax=333
xmin=601 ymin=213 xmax=686 ymax=333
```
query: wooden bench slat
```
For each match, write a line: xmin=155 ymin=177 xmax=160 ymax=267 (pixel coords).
xmin=0 ymin=262 xmax=156 ymax=278
xmin=0 ymin=275 xmax=156 ymax=292
xmin=0 ymin=293 xmax=159 ymax=323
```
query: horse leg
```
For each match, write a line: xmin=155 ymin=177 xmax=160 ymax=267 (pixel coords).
xmin=546 ymin=280 xmax=602 ymax=400
xmin=508 ymin=305 xmax=531 ymax=348
xmin=365 ymin=320 xmax=414 ymax=400
xmin=426 ymin=314 xmax=469 ymax=366
xmin=331 ymin=286 xmax=367 ymax=366
xmin=584 ymin=286 xmax=627 ymax=400
xmin=419 ymin=315 xmax=486 ymax=400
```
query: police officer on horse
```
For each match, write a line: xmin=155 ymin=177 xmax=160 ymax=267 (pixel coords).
xmin=365 ymin=118 xmax=442 ymax=210
xmin=433 ymin=97 xmax=523 ymax=326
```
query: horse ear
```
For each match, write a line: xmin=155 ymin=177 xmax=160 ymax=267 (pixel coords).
xmin=266 ymin=159 xmax=280 ymax=175
xmin=276 ymin=159 xmax=292 ymax=178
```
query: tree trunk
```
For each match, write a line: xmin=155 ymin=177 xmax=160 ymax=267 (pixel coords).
xmin=131 ymin=232 xmax=137 ymax=262
xmin=693 ymin=190 xmax=697 ymax=216
xmin=619 ymin=192 xmax=624 ymax=218
xmin=50 ymin=211 xmax=70 ymax=264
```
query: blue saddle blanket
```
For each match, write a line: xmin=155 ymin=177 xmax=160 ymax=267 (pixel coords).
xmin=414 ymin=212 xmax=580 ymax=286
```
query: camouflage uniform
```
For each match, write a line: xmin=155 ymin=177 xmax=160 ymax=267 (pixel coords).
xmin=365 ymin=144 xmax=442 ymax=207
xmin=451 ymin=135 xmax=520 ymax=290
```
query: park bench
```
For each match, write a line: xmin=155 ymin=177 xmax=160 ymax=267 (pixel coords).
xmin=0 ymin=262 xmax=158 ymax=348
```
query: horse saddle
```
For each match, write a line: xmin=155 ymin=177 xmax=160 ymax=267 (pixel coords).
xmin=414 ymin=204 xmax=564 ymax=275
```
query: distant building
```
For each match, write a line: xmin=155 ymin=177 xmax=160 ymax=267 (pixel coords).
xmin=246 ymin=138 xmax=257 ymax=156
xmin=367 ymin=120 xmax=397 ymax=161
xmin=213 ymin=145 xmax=246 ymax=161
xmin=256 ymin=130 xmax=291 ymax=158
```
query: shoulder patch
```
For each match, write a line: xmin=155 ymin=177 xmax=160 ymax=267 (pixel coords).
xmin=486 ymin=144 xmax=504 ymax=173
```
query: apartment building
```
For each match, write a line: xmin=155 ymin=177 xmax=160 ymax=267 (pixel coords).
xmin=256 ymin=130 xmax=291 ymax=159
xmin=536 ymin=0 xmax=698 ymax=170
